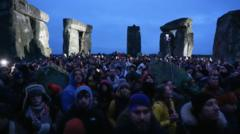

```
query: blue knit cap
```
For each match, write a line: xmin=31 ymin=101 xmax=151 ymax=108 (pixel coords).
xmin=129 ymin=93 xmax=151 ymax=111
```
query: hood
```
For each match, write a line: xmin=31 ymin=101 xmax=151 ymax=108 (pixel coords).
xmin=74 ymin=85 xmax=93 ymax=109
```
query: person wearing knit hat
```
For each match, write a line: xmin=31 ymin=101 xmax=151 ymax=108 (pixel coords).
xmin=22 ymin=84 xmax=51 ymax=111
xmin=115 ymin=93 xmax=166 ymax=134
xmin=63 ymin=118 xmax=85 ymax=134
xmin=128 ymin=93 xmax=151 ymax=111
xmin=180 ymin=92 xmax=228 ymax=134
xmin=22 ymin=84 xmax=52 ymax=134
xmin=48 ymin=83 xmax=62 ymax=95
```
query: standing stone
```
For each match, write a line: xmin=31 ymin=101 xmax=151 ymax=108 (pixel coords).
xmin=0 ymin=0 xmax=51 ymax=59
xmin=127 ymin=25 xmax=141 ymax=57
xmin=160 ymin=18 xmax=193 ymax=57
xmin=213 ymin=10 xmax=240 ymax=61
xmin=160 ymin=31 xmax=175 ymax=57
xmin=63 ymin=19 xmax=93 ymax=56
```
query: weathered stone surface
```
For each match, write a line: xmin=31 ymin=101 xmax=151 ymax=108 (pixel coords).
xmin=174 ymin=29 xmax=193 ymax=57
xmin=12 ymin=10 xmax=34 ymax=59
xmin=0 ymin=0 xmax=51 ymax=59
xmin=14 ymin=0 xmax=49 ymax=22
xmin=127 ymin=25 xmax=141 ymax=57
xmin=213 ymin=10 xmax=240 ymax=61
xmin=160 ymin=18 xmax=192 ymax=32
xmin=159 ymin=31 xmax=174 ymax=57
xmin=160 ymin=18 xmax=193 ymax=57
xmin=33 ymin=20 xmax=51 ymax=57
xmin=63 ymin=18 xmax=92 ymax=56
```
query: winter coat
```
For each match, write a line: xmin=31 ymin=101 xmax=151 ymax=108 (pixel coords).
xmin=60 ymin=72 xmax=85 ymax=112
xmin=152 ymin=100 xmax=177 ymax=134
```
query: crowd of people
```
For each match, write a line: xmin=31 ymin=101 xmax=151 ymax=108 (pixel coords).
xmin=0 ymin=53 xmax=240 ymax=134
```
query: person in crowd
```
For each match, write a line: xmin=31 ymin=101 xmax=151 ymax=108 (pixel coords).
xmin=141 ymin=73 xmax=156 ymax=98
xmin=22 ymin=84 xmax=52 ymax=134
xmin=203 ymin=75 xmax=224 ymax=97
xmin=217 ymin=92 xmax=240 ymax=134
xmin=180 ymin=92 xmax=227 ymax=134
xmin=153 ymin=84 xmax=178 ymax=134
xmin=96 ymin=80 xmax=113 ymax=113
xmin=0 ymin=85 xmax=30 ymax=134
xmin=108 ymin=82 xmax=131 ymax=127
xmin=114 ymin=93 xmax=166 ymax=134
xmin=2 ymin=52 xmax=240 ymax=134
xmin=126 ymin=64 xmax=140 ymax=90
xmin=58 ymin=85 xmax=111 ymax=134
xmin=60 ymin=68 xmax=85 ymax=112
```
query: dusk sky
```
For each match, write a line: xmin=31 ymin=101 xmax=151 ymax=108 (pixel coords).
xmin=28 ymin=0 xmax=239 ymax=54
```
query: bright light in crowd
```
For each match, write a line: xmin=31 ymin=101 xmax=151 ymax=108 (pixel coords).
xmin=0 ymin=59 xmax=9 ymax=67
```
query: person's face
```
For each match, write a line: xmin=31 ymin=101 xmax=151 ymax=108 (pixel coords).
xmin=208 ymin=76 xmax=219 ymax=88
xmin=166 ymin=81 xmax=175 ymax=89
xmin=200 ymin=98 xmax=220 ymax=121
xmin=130 ymin=106 xmax=151 ymax=130
xmin=74 ymin=71 xmax=83 ymax=83
xmin=146 ymin=76 xmax=154 ymax=83
xmin=77 ymin=92 xmax=91 ymax=109
xmin=164 ymin=85 xmax=173 ymax=98
xmin=219 ymin=66 xmax=227 ymax=74
xmin=30 ymin=95 xmax=43 ymax=106
xmin=102 ymin=85 xmax=108 ymax=92
xmin=119 ymin=87 xmax=130 ymax=98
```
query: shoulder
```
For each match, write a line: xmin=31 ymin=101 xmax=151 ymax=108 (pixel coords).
xmin=153 ymin=101 xmax=167 ymax=110
xmin=180 ymin=102 xmax=197 ymax=126
xmin=61 ymin=85 xmax=76 ymax=95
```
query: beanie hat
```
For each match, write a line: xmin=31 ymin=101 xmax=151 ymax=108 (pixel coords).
xmin=191 ymin=93 xmax=214 ymax=116
xmin=64 ymin=118 xmax=85 ymax=134
xmin=22 ymin=84 xmax=51 ymax=111
xmin=129 ymin=93 xmax=151 ymax=111
xmin=48 ymin=83 xmax=62 ymax=94
xmin=26 ymin=84 xmax=46 ymax=97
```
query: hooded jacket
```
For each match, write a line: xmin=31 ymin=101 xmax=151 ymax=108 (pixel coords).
xmin=60 ymin=71 xmax=85 ymax=112
xmin=58 ymin=85 xmax=112 ymax=134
